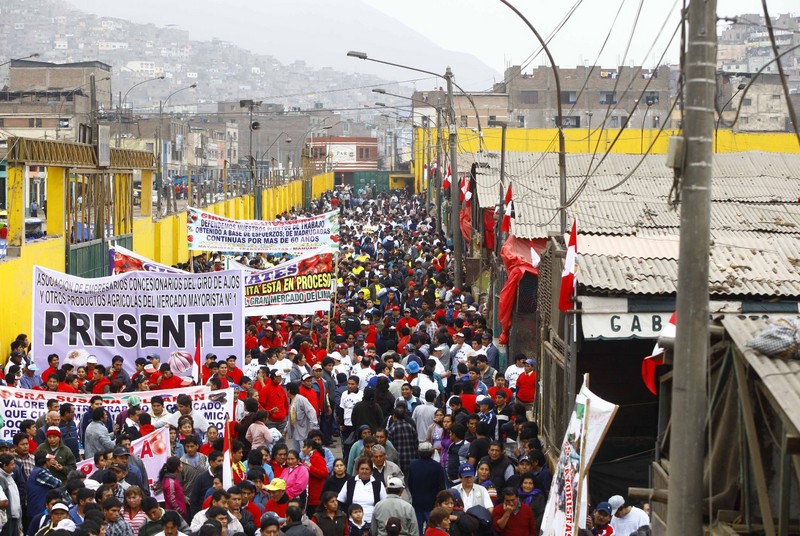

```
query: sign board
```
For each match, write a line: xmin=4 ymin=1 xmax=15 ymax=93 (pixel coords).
xmin=328 ymin=144 xmax=357 ymax=165
xmin=32 ymin=265 xmax=244 ymax=373
xmin=582 ymin=313 xmax=669 ymax=340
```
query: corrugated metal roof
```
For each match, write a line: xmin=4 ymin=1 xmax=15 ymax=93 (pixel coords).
xmin=462 ymin=151 xmax=800 ymax=239
xmin=577 ymin=233 xmax=800 ymax=296
xmin=721 ymin=314 xmax=800 ymax=434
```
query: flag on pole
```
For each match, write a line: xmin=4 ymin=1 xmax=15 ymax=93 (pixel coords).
xmin=460 ymin=173 xmax=472 ymax=204
xmin=442 ymin=166 xmax=451 ymax=189
xmin=501 ymin=184 xmax=514 ymax=233
xmin=641 ymin=312 xmax=676 ymax=394
xmin=558 ymin=220 xmax=578 ymax=313
xmin=192 ymin=328 xmax=203 ymax=385
xmin=222 ymin=418 xmax=233 ymax=488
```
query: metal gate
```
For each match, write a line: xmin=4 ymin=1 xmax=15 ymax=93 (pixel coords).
xmin=67 ymin=234 xmax=133 ymax=278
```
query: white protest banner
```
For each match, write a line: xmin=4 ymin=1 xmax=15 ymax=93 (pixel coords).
xmin=244 ymin=246 xmax=335 ymax=315
xmin=109 ymin=244 xmax=334 ymax=316
xmin=32 ymin=266 xmax=244 ymax=374
xmin=77 ymin=427 xmax=171 ymax=500
xmin=186 ymin=207 xmax=340 ymax=254
xmin=0 ymin=386 xmax=235 ymax=441
xmin=541 ymin=375 xmax=618 ymax=536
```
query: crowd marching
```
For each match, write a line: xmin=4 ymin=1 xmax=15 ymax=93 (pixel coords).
xmin=0 ymin=187 xmax=650 ymax=536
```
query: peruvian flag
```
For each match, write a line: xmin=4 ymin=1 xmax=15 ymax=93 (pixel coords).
xmin=423 ymin=163 xmax=428 ymax=179
xmin=192 ymin=328 xmax=203 ymax=385
xmin=501 ymin=184 xmax=513 ymax=233
xmin=442 ymin=166 xmax=451 ymax=189
xmin=641 ymin=312 xmax=676 ymax=394
xmin=558 ymin=220 xmax=578 ymax=313
xmin=222 ymin=418 xmax=233 ymax=488
xmin=460 ymin=173 xmax=472 ymax=204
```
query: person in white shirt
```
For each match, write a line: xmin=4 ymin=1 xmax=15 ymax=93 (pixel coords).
xmin=337 ymin=459 xmax=387 ymax=523
xmin=273 ymin=350 xmax=294 ymax=385
xmin=608 ymin=495 xmax=650 ymax=535
xmin=504 ymin=354 xmax=526 ymax=392
xmin=340 ymin=377 xmax=363 ymax=429
xmin=452 ymin=463 xmax=494 ymax=512
xmin=449 ymin=333 xmax=472 ymax=368
xmin=355 ymin=358 xmax=376 ymax=390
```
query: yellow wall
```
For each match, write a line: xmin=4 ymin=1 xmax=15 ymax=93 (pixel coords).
xmin=0 ymin=238 xmax=66 ymax=354
xmin=413 ymin=127 xmax=800 ymax=187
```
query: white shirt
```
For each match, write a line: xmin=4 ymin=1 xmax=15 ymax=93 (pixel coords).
xmin=504 ymin=364 xmax=525 ymax=390
xmin=274 ymin=358 xmax=294 ymax=384
xmin=356 ymin=366 xmax=375 ymax=390
xmin=610 ymin=506 xmax=650 ymax=535
xmin=453 ymin=483 xmax=493 ymax=511
xmin=412 ymin=374 xmax=439 ymax=398
xmin=340 ymin=390 xmax=363 ymax=426
xmin=336 ymin=476 xmax=387 ymax=523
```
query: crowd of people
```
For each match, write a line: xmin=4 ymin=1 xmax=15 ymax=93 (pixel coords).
xmin=0 ymin=187 xmax=650 ymax=536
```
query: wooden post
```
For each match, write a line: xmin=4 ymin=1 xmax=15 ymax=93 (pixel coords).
xmin=326 ymin=252 xmax=341 ymax=351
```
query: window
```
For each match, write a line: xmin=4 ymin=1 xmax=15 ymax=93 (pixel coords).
xmin=488 ymin=116 xmax=497 ymax=127
xmin=517 ymin=115 xmax=525 ymax=128
xmin=620 ymin=115 xmax=629 ymax=128
xmin=600 ymin=92 xmax=617 ymax=105
xmin=772 ymin=94 xmax=781 ymax=99
xmin=741 ymin=116 xmax=749 ymax=124
xmin=519 ymin=90 xmax=538 ymax=105
xmin=562 ymin=116 xmax=581 ymax=128
xmin=742 ymin=98 xmax=752 ymax=106
xmin=460 ymin=115 xmax=468 ymax=128
xmin=28 ymin=118 xmax=43 ymax=128
xmin=58 ymin=118 xmax=70 ymax=128
xmin=560 ymin=91 xmax=577 ymax=104
xmin=645 ymin=92 xmax=660 ymax=105
xmin=0 ymin=118 xmax=4 ymax=128
xmin=610 ymin=116 xmax=619 ymax=128
xmin=145 ymin=143 xmax=154 ymax=152
xmin=652 ymin=116 xmax=661 ymax=128
xmin=358 ymin=147 xmax=370 ymax=159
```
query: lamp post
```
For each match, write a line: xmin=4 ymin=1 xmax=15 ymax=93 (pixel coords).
xmin=715 ymin=83 xmax=746 ymax=152
xmin=257 ymin=133 xmax=292 ymax=188
xmin=239 ymin=99 xmax=262 ymax=218
xmin=116 ymin=75 xmax=165 ymax=147
xmin=585 ymin=111 xmax=593 ymax=153
xmin=641 ymin=97 xmax=655 ymax=154
xmin=0 ymin=52 xmax=40 ymax=68
xmin=157 ymin=83 xmax=197 ymax=217
xmin=348 ymin=51 xmax=467 ymax=288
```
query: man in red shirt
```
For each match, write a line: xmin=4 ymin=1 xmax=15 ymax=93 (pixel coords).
xmin=260 ymin=370 xmax=289 ymax=432
xmin=516 ymin=359 xmax=537 ymax=414
xmin=154 ymin=363 xmax=184 ymax=390
xmin=89 ymin=365 xmax=111 ymax=394
xmin=299 ymin=373 xmax=320 ymax=416
xmin=396 ymin=309 xmax=418 ymax=332
xmin=226 ymin=355 xmax=244 ymax=385
xmin=492 ymin=487 xmax=536 ymax=536
xmin=41 ymin=354 xmax=60 ymax=383
xmin=260 ymin=326 xmax=285 ymax=349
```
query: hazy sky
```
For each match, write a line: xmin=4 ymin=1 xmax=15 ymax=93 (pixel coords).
xmin=67 ymin=0 xmax=798 ymax=90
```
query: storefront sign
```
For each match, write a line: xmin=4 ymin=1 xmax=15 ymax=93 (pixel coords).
xmin=582 ymin=313 xmax=669 ymax=340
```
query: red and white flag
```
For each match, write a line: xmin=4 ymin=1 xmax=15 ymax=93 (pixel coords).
xmin=222 ymin=418 xmax=233 ymax=488
xmin=460 ymin=173 xmax=472 ymax=204
xmin=423 ymin=163 xmax=428 ymax=179
xmin=501 ymin=184 xmax=513 ymax=233
xmin=558 ymin=220 xmax=578 ymax=313
xmin=192 ymin=329 xmax=203 ymax=385
xmin=641 ymin=312 xmax=676 ymax=394
xmin=442 ymin=166 xmax=451 ymax=189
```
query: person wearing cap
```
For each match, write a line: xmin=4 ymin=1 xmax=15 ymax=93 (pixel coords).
xmin=449 ymin=333 xmax=471 ymax=368
xmin=36 ymin=501 xmax=75 ymax=535
xmin=299 ymin=372 xmax=322 ymax=417
xmin=491 ymin=486 xmax=535 ymax=536
xmin=504 ymin=354 xmax=526 ymax=393
xmin=34 ymin=425 xmax=75 ymax=483
xmin=607 ymin=494 xmax=650 ymax=535
xmin=260 ymin=369 xmax=289 ymax=433
xmin=407 ymin=442 xmax=447 ymax=536
xmin=589 ymin=502 xmax=615 ymax=536
xmin=515 ymin=358 xmax=537 ymax=415
xmin=370 ymin=476 xmax=417 ymax=536
xmin=451 ymin=463 xmax=494 ymax=512
xmin=20 ymin=360 xmax=42 ymax=390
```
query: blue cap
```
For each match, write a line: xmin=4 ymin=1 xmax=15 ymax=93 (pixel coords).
xmin=406 ymin=361 xmax=420 ymax=374
xmin=458 ymin=463 xmax=476 ymax=478
xmin=595 ymin=502 xmax=613 ymax=515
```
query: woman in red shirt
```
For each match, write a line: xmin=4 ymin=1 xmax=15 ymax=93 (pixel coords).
xmin=301 ymin=439 xmax=329 ymax=514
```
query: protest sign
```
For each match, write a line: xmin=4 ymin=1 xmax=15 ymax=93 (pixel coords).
xmin=244 ymin=246 xmax=335 ymax=315
xmin=77 ymin=427 xmax=171 ymax=500
xmin=541 ymin=375 xmax=618 ymax=536
xmin=109 ymin=244 xmax=334 ymax=316
xmin=32 ymin=266 xmax=244 ymax=374
xmin=0 ymin=385 xmax=234 ymax=441
xmin=186 ymin=207 xmax=340 ymax=254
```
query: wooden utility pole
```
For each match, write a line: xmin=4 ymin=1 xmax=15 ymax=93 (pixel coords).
xmin=666 ymin=0 xmax=716 ymax=534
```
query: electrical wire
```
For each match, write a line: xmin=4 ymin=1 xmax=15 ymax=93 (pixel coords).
xmin=760 ymin=0 xmax=800 ymax=147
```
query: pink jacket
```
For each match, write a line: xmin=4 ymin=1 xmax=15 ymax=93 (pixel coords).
xmin=281 ymin=464 xmax=310 ymax=500
xmin=245 ymin=421 xmax=273 ymax=449
xmin=163 ymin=476 xmax=187 ymax=516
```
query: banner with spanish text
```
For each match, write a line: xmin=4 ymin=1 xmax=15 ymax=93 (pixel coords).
xmin=187 ymin=207 xmax=340 ymax=254
xmin=32 ymin=266 xmax=244 ymax=374
xmin=77 ymin=427 xmax=171 ymax=500
xmin=540 ymin=376 xmax=618 ymax=536
xmin=0 ymin=385 xmax=234 ymax=441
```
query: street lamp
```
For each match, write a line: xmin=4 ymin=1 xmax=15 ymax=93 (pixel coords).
xmin=157 ymin=83 xmax=197 ymax=216
xmin=641 ymin=96 xmax=656 ymax=154
xmin=715 ymin=83 xmax=746 ymax=152
xmin=585 ymin=111 xmax=593 ymax=153
xmin=116 ymin=75 xmax=165 ymax=147
xmin=0 ymin=52 xmax=40 ymax=68
xmin=257 ymin=133 xmax=292 ymax=188
xmin=347 ymin=51 xmax=472 ymax=288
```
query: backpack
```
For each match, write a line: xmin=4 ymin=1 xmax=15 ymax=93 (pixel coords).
xmin=343 ymin=478 xmax=382 ymax=510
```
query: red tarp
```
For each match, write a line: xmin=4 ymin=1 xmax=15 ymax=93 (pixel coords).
xmin=459 ymin=206 xmax=472 ymax=242
xmin=483 ymin=209 xmax=496 ymax=250
xmin=498 ymin=235 xmax=547 ymax=337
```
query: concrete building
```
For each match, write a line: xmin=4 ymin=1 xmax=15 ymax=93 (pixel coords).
xmin=8 ymin=60 xmax=114 ymax=109
xmin=498 ymin=64 xmax=672 ymax=130
xmin=0 ymin=90 xmax=91 ymax=142
xmin=307 ymin=136 xmax=378 ymax=184
xmin=718 ymin=72 xmax=795 ymax=132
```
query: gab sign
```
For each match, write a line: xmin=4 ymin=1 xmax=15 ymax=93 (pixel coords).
xmin=581 ymin=313 xmax=668 ymax=340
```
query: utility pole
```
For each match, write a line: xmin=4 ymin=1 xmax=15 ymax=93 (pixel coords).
xmin=666 ymin=0 xmax=716 ymax=534
xmin=446 ymin=67 xmax=463 ymax=289
xmin=493 ymin=122 xmax=508 ymax=370
xmin=435 ymin=107 xmax=444 ymax=235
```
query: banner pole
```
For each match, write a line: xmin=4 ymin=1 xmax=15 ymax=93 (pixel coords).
xmin=575 ymin=395 xmax=591 ymax=536
xmin=326 ymin=251 xmax=340 ymax=351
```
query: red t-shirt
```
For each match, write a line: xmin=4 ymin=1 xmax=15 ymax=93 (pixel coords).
xmin=516 ymin=372 xmax=537 ymax=404
xmin=156 ymin=375 xmax=184 ymax=390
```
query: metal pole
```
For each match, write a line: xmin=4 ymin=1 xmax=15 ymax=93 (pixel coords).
xmin=157 ymin=100 xmax=163 ymax=217
xmin=492 ymin=123 xmax=508 ymax=370
xmin=436 ymin=107 xmax=443 ymax=235
xmin=586 ymin=112 xmax=592 ymax=153
xmin=666 ymin=0 xmax=716 ymax=534
xmin=446 ymin=67 xmax=463 ymax=289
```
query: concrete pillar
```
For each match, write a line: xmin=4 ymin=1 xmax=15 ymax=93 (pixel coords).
xmin=141 ymin=170 xmax=154 ymax=218
xmin=45 ymin=166 xmax=66 ymax=237
xmin=6 ymin=165 xmax=25 ymax=249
